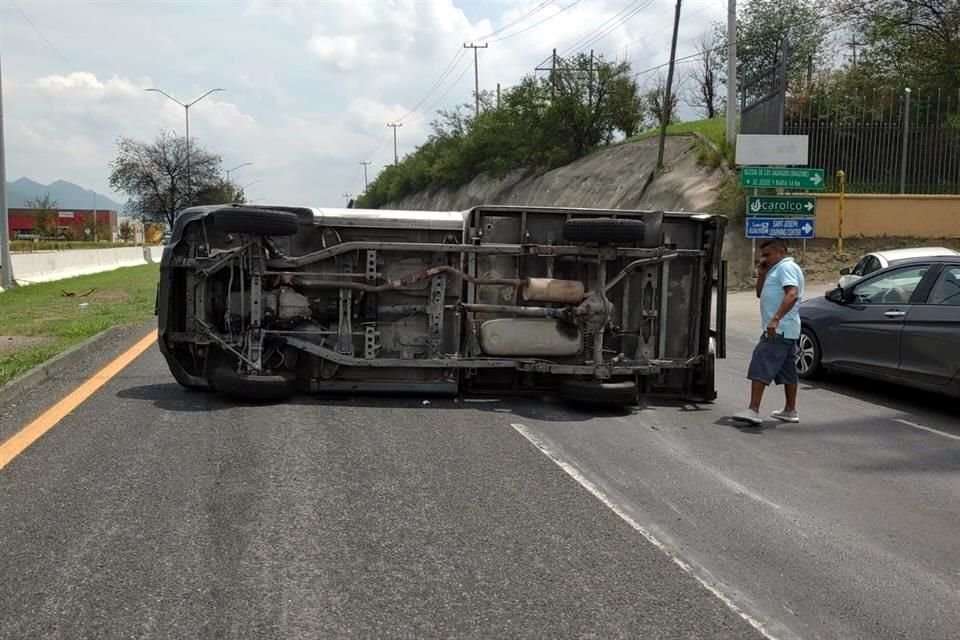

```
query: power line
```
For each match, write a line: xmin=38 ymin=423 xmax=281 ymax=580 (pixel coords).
xmin=403 ymin=57 xmax=474 ymax=125
xmin=422 ymin=61 xmax=474 ymax=118
xmin=490 ymin=0 xmax=583 ymax=43
xmin=569 ymin=0 xmax=655 ymax=57
xmin=627 ymin=1 xmax=876 ymax=83
xmin=475 ymin=0 xmax=556 ymax=41
xmin=620 ymin=3 xmax=714 ymax=52
xmin=562 ymin=0 xmax=651 ymax=57
xmin=9 ymin=0 xmax=72 ymax=68
xmin=398 ymin=48 xmax=467 ymax=123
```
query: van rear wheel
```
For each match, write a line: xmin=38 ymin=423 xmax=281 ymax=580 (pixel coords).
xmin=558 ymin=378 xmax=638 ymax=407
xmin=210 ymin=365 xmax=296 ymax=403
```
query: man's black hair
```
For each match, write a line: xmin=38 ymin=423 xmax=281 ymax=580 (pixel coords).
xmin=759 ymin=238 xmax=788 ymax=251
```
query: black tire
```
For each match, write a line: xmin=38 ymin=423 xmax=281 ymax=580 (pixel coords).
xmin=563 ymin=217 xmax=645 ymax=244
xmin=210 ymin=365 xmax=297 ymax=402
xmin=797 ymin=326 xmax=822 ymax=379
xmin=558 ymin=378 xmax=638 ymax=407
xmin=207 ymin=208 xmax=299 ymax=236
xmin=687 ymin=338 xmax=717 ymax=403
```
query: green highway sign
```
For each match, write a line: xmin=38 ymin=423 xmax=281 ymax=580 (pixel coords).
xmin=740 ymin=166 xmax=825 ymax=190
xmin=747 ymin=195 xmax=816 ymax=217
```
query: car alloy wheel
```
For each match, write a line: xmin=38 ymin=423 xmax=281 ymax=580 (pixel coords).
xmin=796 ymin=330 xmax=819 ymax=378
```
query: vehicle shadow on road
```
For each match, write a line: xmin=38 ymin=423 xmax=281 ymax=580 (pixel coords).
xmin=800 ymin=372 xmax=956 ymax=422
xmin=116 ymin=383 xmax=237 ymax=412
xmin=115 ymin=383 xmax=641 ymax=423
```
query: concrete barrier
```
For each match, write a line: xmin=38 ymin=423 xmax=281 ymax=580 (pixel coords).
xmin=143 ymin=246 xmax=164 ymax=264
xmin=9 ymin=247 xmax=152 ymax=285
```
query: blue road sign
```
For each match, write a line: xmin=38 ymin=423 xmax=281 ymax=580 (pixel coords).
xmin=746 ymin=217 xmax=815 ymax=239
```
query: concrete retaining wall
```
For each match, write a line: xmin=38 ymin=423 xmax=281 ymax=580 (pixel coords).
xmin=814 ymin=194 xmax=960 ymax=239
xmin=7 ymin=246 xmax=163 ymax=286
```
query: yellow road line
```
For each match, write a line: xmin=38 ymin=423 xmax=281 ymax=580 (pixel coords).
xmin=0 ymin=329 xmax=158 ymax=471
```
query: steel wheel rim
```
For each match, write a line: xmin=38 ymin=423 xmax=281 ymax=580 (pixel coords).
xmin=796 ymin=333 xmax=816 ymax=374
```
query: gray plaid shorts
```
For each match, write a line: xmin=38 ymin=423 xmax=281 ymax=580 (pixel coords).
xmin=747 ymin=334 xmax=799 ymax=385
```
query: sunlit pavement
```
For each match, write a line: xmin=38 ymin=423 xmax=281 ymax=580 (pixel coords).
xmin=0 ymin=292 xmax=957 ymax=639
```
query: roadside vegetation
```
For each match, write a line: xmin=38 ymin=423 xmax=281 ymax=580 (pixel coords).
xmin=358 ymin=0 xmax=958 ymax=209
xmin=357 ymin=53 xmax=679 ymax=209
xmin=0 ymin=265 xmax=159 ymax=386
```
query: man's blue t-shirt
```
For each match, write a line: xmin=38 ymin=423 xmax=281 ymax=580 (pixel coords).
xmin=761 ymin=257 xmax=804 ymax=340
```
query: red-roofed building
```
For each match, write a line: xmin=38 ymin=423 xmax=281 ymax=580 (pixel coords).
xmin=7 ymin=208 xmax=118 ymax=241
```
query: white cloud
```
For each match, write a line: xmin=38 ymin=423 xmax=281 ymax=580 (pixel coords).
xmin=1 ymin=0 xmax=725 ymax=206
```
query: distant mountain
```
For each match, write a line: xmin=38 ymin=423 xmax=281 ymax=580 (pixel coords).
xmin=6 ymin=177 xmax=124 ymax=211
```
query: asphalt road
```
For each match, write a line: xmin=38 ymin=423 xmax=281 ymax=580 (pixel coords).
xmin=1 ymin=291 xmax=958 ymax=639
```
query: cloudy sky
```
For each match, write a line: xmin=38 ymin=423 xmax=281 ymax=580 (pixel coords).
xmin=2 ymin=0 xmax=725 ymax=208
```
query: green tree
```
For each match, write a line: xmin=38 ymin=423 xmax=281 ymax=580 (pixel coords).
xmin=715 ymin=0 xmax=829 ymax=97
xmin=644 ymin=74 xmax=680 ymax=128
xmin=25 ymin=193 xmax=59 ymax=238
xmin=356 ymin=54 xmax=646 ymax=210
xmin=194 ymin=181 xmax=246 ymax=206
xmin=118 ymin=220 xmax=135 ymax=242
xmin=109 ymin=131 xmax=224 ymax=228
xmin=844 ymin=0 xmax=960 ymax=99
xmin=608 ymin=75 xmax=645 ymax=138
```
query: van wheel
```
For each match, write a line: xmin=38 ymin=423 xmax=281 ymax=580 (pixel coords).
xmin=210 ymin=365 xmax=297 ymax=403
xmin=558 ymin=378 xmax=638 ymax=407
xmin=207 ymin=208 xmax=299 ymax=236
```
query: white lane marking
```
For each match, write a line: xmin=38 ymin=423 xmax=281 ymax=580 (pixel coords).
xmin=713 ymin=473 xmax=784 ymax=511
xmin=893 ymin=418 xmax=960 ymax=442
xmin=510 ymin=423 xmax=782 ymax=640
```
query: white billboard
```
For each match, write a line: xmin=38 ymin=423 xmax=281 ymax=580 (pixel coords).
xmin=735 ymin=135 xmax=809 ymax=166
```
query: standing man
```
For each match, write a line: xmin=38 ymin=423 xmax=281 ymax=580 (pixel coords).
xmin=732 ymin=238 xmax=805 ymax=426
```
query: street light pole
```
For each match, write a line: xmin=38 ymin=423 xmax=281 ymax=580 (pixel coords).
xmin=0 ymin=45 xmax=12 ymax=288
xmin=725 ymin=0 xmax=737 ymax=149
xmin=146 ymin=87 xmax=225 ymax=208
xmin=226 ymin=162 xmax=253 ymax=183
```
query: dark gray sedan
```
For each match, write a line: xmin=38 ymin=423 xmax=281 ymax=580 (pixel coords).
xmin=798 ymin=256 xmax=960 ymax=398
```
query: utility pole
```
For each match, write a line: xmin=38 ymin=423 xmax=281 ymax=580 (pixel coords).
xmin=725 ymin=0 xmax=737 ymax=150
xmin=845 ymin=38 xmax=863 ymax=68
xmin=588 ymin=50 xmax=594 ymax=106
xmin=359 ymin=161 xmax=371 ymax=192
xmin=534 ymin=49 xmax=558 ymax=99
xmin=496 ymin=83 xmax=501 ymax=108
xmin=463 ymin=42 xmax=488 ymax=117
xmin=386 ymin=122 xmax=402 ymax=166
xmin=552 ymin=48 xmax=557 ymax=99
xmin=92 ymin=192 xmax=97 ymax=243
xmin=657 ymin=0 xmax=683 ymax=169
xmin=0 ymin=44 xmax=11 ymax=288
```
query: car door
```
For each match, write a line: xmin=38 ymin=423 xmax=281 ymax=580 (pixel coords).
xmin=822 ymin=264 xmax=932 ymax=378
xmin=898 ymin=264 xmax=960 ymax=388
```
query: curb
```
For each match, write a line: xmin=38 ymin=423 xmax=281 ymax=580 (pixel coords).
xmin=0 ymin=325 xmax=139 ymax=408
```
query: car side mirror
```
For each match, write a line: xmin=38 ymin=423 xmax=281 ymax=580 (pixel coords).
xmin=839 ymin=267 xmax=851 ymax=276
xmin=826 ymin=287 xmax=845 ymax=303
